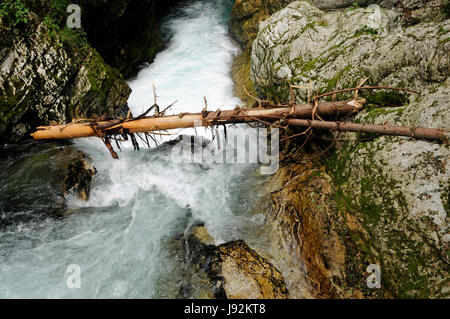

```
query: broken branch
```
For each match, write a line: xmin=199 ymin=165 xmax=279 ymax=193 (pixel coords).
xmin=286 ymin=119 xmax=448 ymax=142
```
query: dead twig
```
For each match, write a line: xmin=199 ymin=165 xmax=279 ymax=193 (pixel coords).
xmin=314 ymin=86 xmax=420 ymax=101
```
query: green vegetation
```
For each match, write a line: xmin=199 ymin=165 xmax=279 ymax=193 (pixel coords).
xmin=363 ymin=90 xmax=409 ymax=107
xmin=437 ymin=25 xmax=449 ymax=35
xmin=354 ymin=25 xmax=379 ymax=37
xmin=0 ymin=0 xmax=30 ymax=27
xmin=0 ymin=0 xmax=73 ymax=28
xmin=348 ymin=2 xmax=360 ymax=11
xmin=0 ymin=0 xmax=87 ymax=53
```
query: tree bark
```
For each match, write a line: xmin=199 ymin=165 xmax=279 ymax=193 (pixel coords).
xmin=31 ymin=102 xmax=359 ymax=140
xmin=287 ymin=119 xmax=448 ymax=142
xmin=30 ymin=101 xmax=447 ymax=143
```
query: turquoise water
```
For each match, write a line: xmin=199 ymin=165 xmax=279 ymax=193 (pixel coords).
xmin=0 ymin=0 xmax=276 ymax=298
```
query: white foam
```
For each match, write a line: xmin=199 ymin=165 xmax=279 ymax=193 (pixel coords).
xmin=0 ymin=0 xmax=272 ymax=298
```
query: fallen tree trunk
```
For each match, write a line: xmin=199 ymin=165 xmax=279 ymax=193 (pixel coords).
xmin=31 ymin=101 xmax=359 ymax=140
xmin=287 ymin=119 xmax=448 ymax=141
xmin=30 ymin=99 xmax=448 ymax=160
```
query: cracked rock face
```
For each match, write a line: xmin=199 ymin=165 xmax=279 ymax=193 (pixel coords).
xmin=207 ymin=240 xmax=290 ymax=299
xmin=248 ymin=0 xmax=449 ymax=297
xmin=0 ymin=14 xmax=131 ymax=143
xmin=311 ymin=0 xmax=382 ymax=9
xmin=250 ymin=1 xmax=449 ymax=103
xmin=181 ymin=226 xmax=290 ymax=299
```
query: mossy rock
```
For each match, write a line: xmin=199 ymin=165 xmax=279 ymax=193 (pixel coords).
xmin=0 ymin=12 xmax=131 ymax=142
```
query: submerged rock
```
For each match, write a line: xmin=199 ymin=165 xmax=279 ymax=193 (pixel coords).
xmin=0 ymin=143 xmax=96 ymax=230
xmin=178 ymin=224 xmax=217 ymax=299
xmin=63 ymin=151 xmax=96 ymax=201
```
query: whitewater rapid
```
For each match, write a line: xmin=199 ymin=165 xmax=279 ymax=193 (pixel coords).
xmin=0 ymin=0 xmax=276 ymax=298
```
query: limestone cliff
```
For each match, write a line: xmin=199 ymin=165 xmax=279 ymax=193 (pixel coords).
xmin=0 ymin=1 xmax=134 ymax=143
xmin=230 ymin=0 xmax=297 ymax=107
xmin=231 ymin=0 xmax=449 ymax=298
xmin=0 ymin=0 xmax=183 ymax=143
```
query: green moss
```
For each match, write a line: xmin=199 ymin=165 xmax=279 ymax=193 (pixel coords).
xmin=321 ymin=65 xmax=352 ymax=94
xmin=322 ymin=137 xmax=447 ymax=298
xmin=85 ymin=53 xmax=108 ymax=94
xmin=354 ymin=25 xmax=379 ymax=37
xmin=363 ymin=91 xmax=409 ymax=107
xmin=303 ymin=21 xmax=317 ymax=33
xmin=292 ymin=56 xmax=317 ymax=75
xmin=347 ymin=2 xmax=360 ymax=11
xmin=441 ymin=183 xmax=450 ymax=217
xmin=361 ymin=105 xmax=406 ymax=124
xmin=437 ymin=25 xmax=449 ymax=35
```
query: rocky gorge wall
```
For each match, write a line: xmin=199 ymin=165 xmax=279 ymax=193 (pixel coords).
xmin=230 ymin=0 xmax=449 ymax=298
xmin=1 ymin=0 xmax=448 ymax=299
xmin=0 ymin=0 xmax=180 ymax=143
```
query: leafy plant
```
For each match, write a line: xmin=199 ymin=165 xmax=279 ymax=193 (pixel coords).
xmin=354 ymin=25 xmax=379 ymax=36
xmin=49 ymin=0 xmax=70 ymax=26
xmin=348 ymin=2 xmax=360 ymax=11
xmin=0 ymin=0 xmax=30 ymax=27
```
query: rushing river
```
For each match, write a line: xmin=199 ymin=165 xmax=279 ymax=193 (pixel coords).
xmin=0 ymin=0 xmax=279 ymax=298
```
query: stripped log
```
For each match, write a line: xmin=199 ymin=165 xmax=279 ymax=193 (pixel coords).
xmin=31 ymin=101 xmax=360 ymax=140
xmin=287 ymin=119 xmax=448 ymax=141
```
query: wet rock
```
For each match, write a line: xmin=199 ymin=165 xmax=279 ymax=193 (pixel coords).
xmin=178 ymin=224 xmax=217 ymax=299
xmin=230 ymin=0 xmax=298 ymax=107
xmin=233 ymin=0 xmax=449 ymax=298
xmin=265 ymin=156 xmax=384 ymax=298
xmin=184 ymin=224 xmax=216 ymax=268
xmin=0 ymin=13 xmax=131 ymax=143
xmin=206 ymin=240 xmax=290 ymax=299
xmin=190 ymin=225 xmax=216 ymax=247
xmin=181 ymin=225 xmax=289 ymax=299
xmin=0 ymin=143 xmax=96 ymax=229
xmin=63 ymin=151 xmax=97 ymax=201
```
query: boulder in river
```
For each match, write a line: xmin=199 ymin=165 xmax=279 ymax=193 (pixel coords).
xmin=206 ymin=240 xmax=290 ymax=299
xmin=183 ymin=225 xmax=289 ymax=299
xmin=63 ymin=151 xmax=97 ymax=201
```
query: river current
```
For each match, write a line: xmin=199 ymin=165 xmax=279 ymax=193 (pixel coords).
xmin=0 ymin=0 xmax=280 ymax=298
